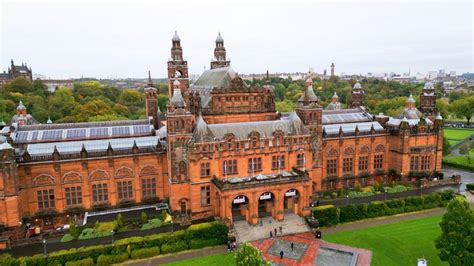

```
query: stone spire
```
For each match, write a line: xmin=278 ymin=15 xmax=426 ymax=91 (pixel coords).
xmin=211 ymin=32 xmax=230 ymax=69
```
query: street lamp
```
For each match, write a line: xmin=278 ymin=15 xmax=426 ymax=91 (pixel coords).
xmin=384 ymin=187 xmax=388 ymax=201
xmin=171 ymin=221 xmax=174 ymax=233
xmin=111 ymin=230 xmax=115 ymax=245
xmin=42 ymin=238 xmax=47 ymax=258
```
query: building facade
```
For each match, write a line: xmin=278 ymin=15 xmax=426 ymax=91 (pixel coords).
xmin=0 ymin=60 xmax=33 ymax=85
xmin=0 ymin=33 xmax=443 ymax=232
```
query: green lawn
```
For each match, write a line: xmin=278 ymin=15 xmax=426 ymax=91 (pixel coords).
xmin=324 ymin=215 xmax=446 ymax=266
xmin=444 ymin=128 xmax=474 ymax=144
xmin=163 ymin=253 xmax=235 ymax=266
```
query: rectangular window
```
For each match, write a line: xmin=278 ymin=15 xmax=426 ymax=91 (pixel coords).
xmin=326 ymin=159 xmax=337 ymax=175
xmin=200 ymin=162 xmax=211 ymax=177
xmin=142 ymin=178 xmax=156 ymax=198
xmin=421 ymin=155 xmax=431 ymax=171
xmin=272 ymin=155 xmax=285 ymax=169
xmin=200 ymin=186 xmax=211 ymax=206
xmin=37 ymin=189 xmax=55 ymax=209
xmin=223 ymin=160 xmax=238 ymax=175
xmin=248 ymin=157 xmax=262 ymax=173
xmin=296 ymin=153 xmax=305 ymax=168
xmin=117 ymin=181 xmax=133 ymax=200
xmin=65 ymin=186 xmax=82 ymax=207
xmin=410 ymin=156 xmax=420 ymax=171
xmin=343 ymin=157 xmax=353 ymax=173
xmin=359 ymin=156 xmax=368 ymax=171
xmin=374 ymin=154 xmax=383 ymax=169
xmin=92 ymin=183 xmax=108 ymax=203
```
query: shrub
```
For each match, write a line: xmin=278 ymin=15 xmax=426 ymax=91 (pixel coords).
xmin=144 ymin=230 xmax=186 ymax=248
xmin=466 ymin=183 xmax=474 ymax=191
xmin=312 ymin=205 xmax=340 ymax=227
xmin=360 ymin=186 xmax=374 ymax=193
xmin=185 ymin=221 xmax=228 ymax=242
xmin=366 ymin=201 xmax=386 ymax=218
xmin=65 ymin=257 xmax=94 ymax=266
xmin=161 ymin=240 xmax=188 ymax=254
xmin=96 ymin=252 xmax=129 ymax=266
xmin=404 ymin=196 xmax=424 ymax=212
xmin=348 ymin=191 xmax=374 ymax=198
xmin=188 ymin=238 xmax=223 ymax=249
xmin=78 ymin=228 xmax=112 ymax=240
xmin=130 ymin=246 xmax=161 ymax=259
xmin=61 ymin=233 xmax=75 ymax=242
xmin=141 ymin=218 xmax=162 ymax=231
xmin=69 ymin=220 xmax=78 ymax=238
xmin=115 ymin=236 xmax=144 ymax=250
xmin=423 ymin=193 xmax=442 ymax=209
xmin=339 ymin=204 xmax=367 ymax=223
xmin=439 ymin=190 xmax=455 ymax=203
xmin=387 ymin=185 xmax=408 ymax=193
xmin=0 ymin=254 xmax=18 ymax=266
xmin=116 ymin=213 xmax=125 ymax=229
xmin=385 ymin=198 xmax=405 ymax=215
xmin=141 ymin=212 xmax=148 ymax=224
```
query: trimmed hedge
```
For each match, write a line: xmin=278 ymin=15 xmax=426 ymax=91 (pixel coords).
xmin=130 ymin=246 xmax=161 ymax=259
xmin=141 ymin=218 xmax=162 ymax=231
xmin=312 ymin=205 xmax=340 ymax=227
xmin=61 ymin=233 xmax=75 ymax=243
xmin=313 ymin=192 xmax=454 ymax=227
xmin=189 ymin=238 xmax=223 ymax=249
xmin=115 ymin=236 xmax=144 ymax=250
xmin=161 ymin=240 xmax=188 ymax=254
xmin=339 ymin=204 xmax=367 ymax=223
xmin=466 ymin=183 xmax=474 ymax=191
xmin=185 ymin=221 xmax=228 ymax=242
xmin=65 ymin=257 xmax=94 ymax=266
xmin=96 ymin=252 xmax=129 ymax=266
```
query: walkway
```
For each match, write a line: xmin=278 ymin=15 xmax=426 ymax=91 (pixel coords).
xmin=233 ymin=213 xmax=311 ymax=243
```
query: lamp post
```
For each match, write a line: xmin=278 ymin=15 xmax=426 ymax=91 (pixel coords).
xmin=171 ymin=221 xmax=174 ymax=233
xmin=384 ymin=187 xmax=388 ymax=201
xmin=111 ymin=230 xmax=115 ymax=245
xmin=346 ymin=195 xmax=349 ymax=205
xmin=42 ymin=238 xmax=47 ymax=258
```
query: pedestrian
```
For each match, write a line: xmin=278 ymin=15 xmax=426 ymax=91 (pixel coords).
xmin=274 ymin=228 xmax=277 ymax=236
xmin=270 ymin=231 xmax=273 ymax=238
xmin=291 ymin=242 xmax=294 ymax=251
xmin=279 ymin=226 xmax=282 ymax=234
xmin=280 ymin=250 xmax=284 ymax=259
xmin=232 ymin=241 xmax=236 ymax=251
xmin=227 ymin=240 xmax=231 ymax=252
xmin=316 ymin=200 xmax=320 ymax=206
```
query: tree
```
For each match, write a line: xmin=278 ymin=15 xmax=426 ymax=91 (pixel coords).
xmin=140 ymin=212 xmax=148 ymax=224
xmin=435 ymin=197 xmax=474 ymax=265
xmin=4 ymin=77 xmax=32 ymax=94
xmin=116 ymin=213 xmax=125 ymax=230
xmin=450 ymin=96 xmax=474 ymax=125
xmin=459 ymin=143 xmax=471 ymax=164
xmin=442 ymin=136 xmax=451 ymax=154
xmin=234 ymin=242 xmax=270 ymax=266
xmin=69 ymin=220 xmax=78 ymax=238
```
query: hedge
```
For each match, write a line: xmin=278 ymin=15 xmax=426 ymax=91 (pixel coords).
xmin=130 ymin=246 xmax=161 ymax=259
xmin=189 ymin=238 xmax=223 ymax=249
xmin=115 ymin=236 xmax=144 ymax=250
xmin=366 ymin=201 xmax=386 ymax=218
xmin=65 ymin=257 xmax=94 ymax=266
xmin=312 ymin=205 xmax=340 ymax=227
xmin=61 ymin=233 xmax=75 ymax=243
xmin=339 ymin=204 xmax=367 ymax=223
xmin=185 ymin=221 xmax=228 ymax=242
xmin=78 ymin=228 xmax=112 ymax=240
xmin=467 ymin=183 xmax=474 ymax=191
xmin=96 ymin=252 xmax=129 ymax=266
xmin=141 ymin=218 xmax=162 ymax=231
xmin=313 ymin=192 xmax=455 ymax=227
xmin=161 ymin=240 xmax=188 ymax=254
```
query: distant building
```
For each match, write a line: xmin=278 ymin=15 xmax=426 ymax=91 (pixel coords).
xmin=0 ymin=60 xmax=33 ymax=85
xmin=39 ymin=79 xmax=74 ymax=93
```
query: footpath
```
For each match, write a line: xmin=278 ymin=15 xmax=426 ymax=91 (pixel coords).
xmin=123 ymin=208 xmax=445 ymax=266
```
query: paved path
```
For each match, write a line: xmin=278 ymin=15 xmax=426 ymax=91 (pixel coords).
xmin=321 ymin=208 xmax=445 ymax=235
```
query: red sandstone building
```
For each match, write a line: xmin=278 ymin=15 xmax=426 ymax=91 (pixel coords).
xmin=0 ymin=32 xmax=443 ymax=232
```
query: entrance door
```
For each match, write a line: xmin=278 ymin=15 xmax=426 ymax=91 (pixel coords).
xmin=180 ymin=201 xmax=187 ymax=215
xmin=258 ymin=192 xmax=274 ymax=218
xmin=284 ymin=189 xmax=299 ymax=214
xmin=231 ymin=195 xmax=248 ymax=222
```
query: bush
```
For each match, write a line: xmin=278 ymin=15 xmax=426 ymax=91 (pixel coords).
xmin=366 ymin=201 xmax=386 ymax=218
xmin=385 ymin=199 xmax=405 ymax=215
xmin=466 ymin=183 xmax=474 ymax=191
xmin=161 ymin=240 xmax=188 ymax=254
xmin=387 ymin=185 xmax=408 ymax=193
xmin=422 ymin=193 xmax=442 ymax=209
xmin=143 ymin=230 xmax=186 ymax=248
xmin=141 ymin=218 xmax=163 ymax=231
xmin=115 ymin=236 xmax=144 ymax=250
xmin=65 ymin=257 xmax=94 ymax=266
xmin=188 ymin=238 xmax=224 ymax=249
xmin=360 ymin=186 xmax=374 ymax=193
xmin=404 ymin=196 xmax=424 ymax=212
xmin=185 ymin=221 xmax=228 ymax=242
xmin=348 ymin=191 xmax=374 ymax=198
xmin=78 ymin=228 xmax=112 ymax=240
xmin=312 ymin=205 xmax=340 ymax=227
xmin=61 ymin=233 xmax=75 ymax=242
xmin=130 ymin=246 xmax=161 ymax=259
xmin=0 ymin=254 xmax=18 ymax=266
xmin=439 ymin=190 xmax=455 ymax=203
xmin=339 ymin=204 xmax=367 ymax=223
xmin=96 ymin=252 xmax=129 ymax=266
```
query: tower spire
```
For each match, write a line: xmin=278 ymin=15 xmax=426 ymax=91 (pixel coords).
xmin=210 ymin=31 xmax=230 ymax=69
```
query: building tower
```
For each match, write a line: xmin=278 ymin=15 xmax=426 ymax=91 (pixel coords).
xmin=351 ymin=82 xmax=364 ymax=108
xmin=167 ymin=31 xmax=189 ymax=97
xmin=210 ymin=32 xmax=231 ymax=70
xmin=0 ymin=139 xmax=21 ymax=227
xmin=419 ymin=82 xmax=437 ymax=117
xmin=145 ymin=71 xmax=160 ymax=130
xmin=330 ymin=63 xmax=335 ymax=76
xmin=296 ymin=77 xmax=322 ymax=132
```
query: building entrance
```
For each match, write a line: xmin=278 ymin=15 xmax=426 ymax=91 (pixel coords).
xmin=258 ymin=192 xmax=275 ymax=218
xmin=231 ymin=195 xmax=249 ymax=222
xmin=283 ymin=188 xmax=299 ymax=214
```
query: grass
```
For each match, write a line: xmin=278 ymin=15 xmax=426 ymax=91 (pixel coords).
xmin=162 ymin=252 xmax=235 ymax=266
xmin=444 ymin=128 xmax=474 ymax=140
xmin=324 ymin=215 xmax=446 ymax=266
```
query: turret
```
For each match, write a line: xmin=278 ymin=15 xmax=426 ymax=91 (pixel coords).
xmin=210 ymin=32 xmax=231 ymax=69
xmin=145 ymin=71 xmax=160 ymax=129
xmin=351 ymin=82 xmax=364 ymax=108
xmin=167 ymin=31 xmax=189 ymax=97
xmin=419 ymin=82 xmax=438 ymax=117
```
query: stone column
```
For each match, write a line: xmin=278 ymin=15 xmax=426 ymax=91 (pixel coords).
xmin=250 ymin=192 xmax=258 ymax=225
xmin=275 ymin=189 xmax=284 ymax=221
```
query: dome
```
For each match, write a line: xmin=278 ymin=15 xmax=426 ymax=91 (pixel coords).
xmin=326 ymin=102 xmax=341 ymax=110
xmin=216 ymin=32 xmax=224 ymax=42
xmin=172 ymin=30 xmax=180 ymax=42
xmin=424 ymin=82 xmax=434 ymax=90
xmin=353 ymin=82 xmax=362 ymax=89
xmin=17 ymin=100 xmax=26 ymax=110
xmin=406 ymin=94 xmax=416 ymax=103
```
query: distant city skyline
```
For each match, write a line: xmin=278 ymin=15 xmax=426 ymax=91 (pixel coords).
xmin=1 ymin=0 xmax=472 ymax=79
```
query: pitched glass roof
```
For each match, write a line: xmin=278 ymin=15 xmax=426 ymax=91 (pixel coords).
xmin=323 ymin=121 xmax=384 ymax=134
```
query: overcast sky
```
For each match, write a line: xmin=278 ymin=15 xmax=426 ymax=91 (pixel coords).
xmin=0 ymin=0 xmax=472 ymax=79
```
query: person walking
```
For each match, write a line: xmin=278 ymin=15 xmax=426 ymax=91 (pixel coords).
xmin=291 ymin=242 xmax=294 ymax=251
xmin=227 ymin=240 xmax=231 ymax=252
xmin=274 ymin=228 xmax=277 ymax=236
xmin=270 ymin=231 xmax=273 ymax=238
xmin=280 ymin=250 xmax=284 ymax=259
xmin=279 ymin=226 xmax=282 ymax=234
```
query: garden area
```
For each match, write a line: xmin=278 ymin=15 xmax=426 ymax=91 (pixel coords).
xmin=163 ymin=253 xmax=235 ymax=266
xmin=324 ymin=215 xmax=447 ymax=266
xmin=444 ymin=128 xmax=474 ymax=146
xmin=0 ymin=221 xmax=228 ymax=266
xmin=321 ymin=183 xmax=410 ymax=200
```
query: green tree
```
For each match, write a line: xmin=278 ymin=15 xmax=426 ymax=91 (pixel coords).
xmin=234 ymin=242 xmax=270 ymax=266
xmin=459 ymin=144 xmax=471 ymax=164
xmin=140 ymin=212 xmax=148 ymax=224
xmin=450 ymin=96 xmax=474 ymax=125
xmin=116 ymin=213 xmax=125 ymax=230
xmin=435 ymin=197 xmax=474 ymax=265
xmin=49 ymin=87 xmax=78 ymax=120
xmin=442 ymin=136 xmax=451 ymax=154
xmin=69 ymin=220 xmax=78 ymax=238
xmin=4 ymin=77 xmax=32 ymax=94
